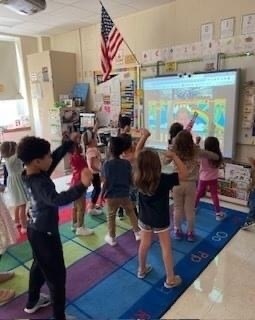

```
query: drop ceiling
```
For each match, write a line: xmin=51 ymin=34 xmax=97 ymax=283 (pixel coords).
xmin=0 ymin=0 xmax=175 ymax=36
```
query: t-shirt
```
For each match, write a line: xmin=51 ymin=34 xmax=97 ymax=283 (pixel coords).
xmin=70 ymin=152 xmax=87 ymax=186
xmin=86 ymin=147 xmax=101 ymax=174
xmin=199 ymin=158 xmax=219 ymax=181
xmin=138 ymin=173 xmax=179 ymax=228
xmin=102 ymin=158 xmax=132 ymax=198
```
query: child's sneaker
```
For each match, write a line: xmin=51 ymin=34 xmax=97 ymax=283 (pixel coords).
xmin=173 ymin=228 xmax=183 ymax=240
xmin=104 ymin=234 xmax=117 ymax=246
xmin=88 ymin=209 xmax=102 ymax=216
xmin=137 ymin=265 xmax=152 ymax=279
xmin=134 ymin=231 xmax=141 ymax=241
xmin=20 ymin=227 xmax=27 ymax=235
xmin=242 ymin=219 xmax=255 ymax=230
xmin=71 ymin=223 xmax=77 ymax=232
xmin=76 ymin=227 xmax=94 ymax=236
xmin=216 ymin=212 xmax=225 ymax=221
xmin=24 ymin=293 xmax=51 ymax=314
xmin=164 ymin=275 xmax=182 ymax=289
xmin=186 ymin=231 xmax=196 ymax=242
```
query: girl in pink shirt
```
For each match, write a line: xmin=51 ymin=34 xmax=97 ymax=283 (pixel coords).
xmin=195 ymin=136 xmax=225 ymax=221
xmin=83 ymin=130 xmax=102 ymax=215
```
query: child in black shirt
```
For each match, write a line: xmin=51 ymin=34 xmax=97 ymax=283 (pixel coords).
xmin=17 ymin=135 xmax=92 ymax=320
xmin=134 ymin=149 xmax=186 ymax=288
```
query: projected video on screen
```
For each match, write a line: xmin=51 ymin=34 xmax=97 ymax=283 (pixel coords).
xmin=143 ymin=70 xmax=240 ymax=158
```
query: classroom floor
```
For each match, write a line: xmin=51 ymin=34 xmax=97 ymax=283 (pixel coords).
xmin=3 ymin=176 xmax=254 ymax=319
xmin=53 ymin=175 xmax=255 ymax=320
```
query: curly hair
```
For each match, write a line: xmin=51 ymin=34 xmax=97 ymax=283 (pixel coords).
xmin=204 ymin=136 xmax=223 ymax=168
xmin=0 ymin=141 xmax=17 ymax=158
xmin=173 ymin=130 xmax=195 ymax=161
xmin=17 ymin=136 xmax=50 ymax=164
xmin=134 ymin=150 xmax=161 ymax=195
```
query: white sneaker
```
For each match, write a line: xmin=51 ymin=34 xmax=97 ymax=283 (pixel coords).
xmin=216 ymin=212 xmax=226 ymax=221
xmin=88 ymin=209 xmax=103 ymax=216
xmin=134 ymin=231 xmax=141 ymax=241
xmin=104 ymin=234 xmax=117 ymax=246
xmin=76 ymin=227 xmax=94 ymax=236
xmin=24 ymin=293 xmax=51 ymax=314
xmin=71 ymin=223 xmax=77 ymax=232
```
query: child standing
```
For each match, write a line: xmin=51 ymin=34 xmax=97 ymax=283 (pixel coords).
xmin=69 ymin=133 xmax=94 ymax=236
xmin=242 ymin=157 xmax=255 ymax=230
xmin=172 ymin=131 xmax=219 ymax=242
xmin=0 ymin=141 xmax=27 ymax=234
xmin=0 ymin=185 xmax=18 ymax=304
xmin=17 ymin=136 xmax=92 ymax=320
xmin=134 ymin=149 xmax=186 ymax=288
xmin=102 ymin=136 xmax=140 ymax=246
xmin=195 ymin=137 xmax=225 ymax=221
xmin=83 ymin=129 xmax=102 ymax=215
xmin=120 ymin=128 xmax=151 ymax=218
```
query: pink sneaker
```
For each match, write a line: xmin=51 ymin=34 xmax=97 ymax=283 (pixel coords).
xmin=186 ymin=231 xmax=196 ymax=242
xmin=173 ymin=229 xmax=183 ymax=240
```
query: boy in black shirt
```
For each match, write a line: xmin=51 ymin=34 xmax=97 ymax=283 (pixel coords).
xmin=17 ymin=135 xmax=92 ymax=320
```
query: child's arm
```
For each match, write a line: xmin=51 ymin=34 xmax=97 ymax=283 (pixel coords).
xmin=39 ymin=168 xmax=92 ymax=207
xmin=165 ymin=151 xmax=187 ymax=180
xmin=198 ymin=149 xmax=219 ymax=161
xmin=47 ymin=133 xmax=79 ymax=176
xmin=134 ymin=128 xmax=151 ymax=158
xmin=185 ymin=111 xmax=198 ymax=132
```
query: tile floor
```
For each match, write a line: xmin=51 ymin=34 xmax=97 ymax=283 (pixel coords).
xmin=3 ymin=175 xmax=255 ymax=319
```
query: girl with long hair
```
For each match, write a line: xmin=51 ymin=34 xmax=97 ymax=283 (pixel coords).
xmin=134 ymin=149 xmax=186 ymax=288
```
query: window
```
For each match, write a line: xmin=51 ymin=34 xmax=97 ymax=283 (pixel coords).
xmin=0 ymin=99 xmax=30 ymax=129
xmin=0 ymin=36 xmax=30 ymax=131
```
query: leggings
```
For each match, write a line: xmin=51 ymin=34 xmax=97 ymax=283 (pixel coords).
xmin=91 ymin=173 xmax=101 ymax=205
xmin=195 ymin=179 xmax=220 ymax=213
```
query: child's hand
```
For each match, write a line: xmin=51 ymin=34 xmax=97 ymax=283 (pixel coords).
xmin=81 ymin=168 xmax=93 ymax=187
xmin=165 ymin=150 xmax=176 ymax=161
xmin=140 ymin=128 xmax=151 ymax=138
xmin=62 ymin=131 xmax=70 ymax=142
xmin=70 ymin=132 xmax=81 ymax=144
xmin=195 ymin=136 xmax=201 ymax=145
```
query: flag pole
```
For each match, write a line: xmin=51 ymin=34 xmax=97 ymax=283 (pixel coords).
xmin=100 ymin=0 xmax=142 ymax=128
xmin=99 ymin=0 xmax=141 ymax=67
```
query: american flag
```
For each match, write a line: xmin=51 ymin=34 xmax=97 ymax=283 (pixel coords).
xmin=101 ymin=4 xmax=123 ymax=82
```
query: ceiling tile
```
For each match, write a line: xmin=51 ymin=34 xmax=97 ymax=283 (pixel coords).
xmin=0 ymin=0 xmax=176 ymax=36
xmin=0 ymin=17 xmax=23 ymax=27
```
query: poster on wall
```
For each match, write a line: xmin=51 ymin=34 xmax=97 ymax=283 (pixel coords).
xmin=220 ymin=17 xmax=235 ymax=39
xmin=200 ymin=22 xmax=214 ymax=42
xmin=241 ymin=14 xmax=255 ymax=35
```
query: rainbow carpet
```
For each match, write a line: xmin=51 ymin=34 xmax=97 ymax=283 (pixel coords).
xmin=0 ymin=202 xmax=246 ymax=319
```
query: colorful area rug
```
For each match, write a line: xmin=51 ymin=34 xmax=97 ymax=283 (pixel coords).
xmin=0 ymin=202 xmax=246 ymax=319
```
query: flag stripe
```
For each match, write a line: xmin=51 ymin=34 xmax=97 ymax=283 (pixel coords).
xmin=101 ymin=5 xmax=123 ymax=82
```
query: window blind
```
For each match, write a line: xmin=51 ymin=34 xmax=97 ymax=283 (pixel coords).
xmin=0 ymin=40 xmax=22 ymax=100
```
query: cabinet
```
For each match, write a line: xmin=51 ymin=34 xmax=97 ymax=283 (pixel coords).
xmin=27 ymin=50 xmax=76 ymax=174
